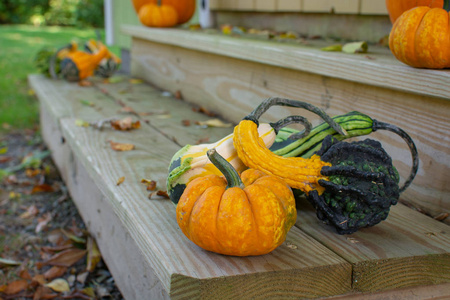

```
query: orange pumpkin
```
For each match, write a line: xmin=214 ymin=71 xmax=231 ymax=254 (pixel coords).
xmin=385 ymin=0 xmax=444 ymax=23
xmin=389 ymin=2 xmax=450 ymax=69
xmin=138 ymin=1 xmax=178 ymax=28
xmin=132 ymin=0 xmax=195 ymax=24
xmin=176 ymin=149 xmax=297 ymax=256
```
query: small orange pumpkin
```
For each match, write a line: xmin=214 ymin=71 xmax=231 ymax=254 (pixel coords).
xmin=389 ymin=1 xmax=450 ymax=69
xmin=132 ymin=0 xmax=194 ymax=24
xmin=138 ymin=1 xmax=178 ymax=28
xmin=176 ymin=149 xmax=297 ymax=256
xmin=385 ymin=0 xmax=444 ymax=23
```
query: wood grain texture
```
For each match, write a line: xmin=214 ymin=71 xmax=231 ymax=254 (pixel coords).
xmin=128 ymin=37 xmax=450 ymax=223
xmin=122 ymin=26 xmax=450 ymax=100
xmin=31 ymin=74 xmax=353 ymax=299
xmin=296 ymin=198 xmax=450 ymax=292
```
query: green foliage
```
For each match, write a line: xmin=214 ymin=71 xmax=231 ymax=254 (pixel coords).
xmin=0 ymin=0 xmax=50 ymax=24
xmin=0 ymin=0 xmax=104 ymax=27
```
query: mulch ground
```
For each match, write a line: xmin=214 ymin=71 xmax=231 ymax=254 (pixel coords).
xmin=0 ymin=129 xmax=123 ymax=299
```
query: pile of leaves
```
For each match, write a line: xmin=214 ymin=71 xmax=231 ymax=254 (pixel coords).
xmin=0 ymin=130 xmax=123 ymax=299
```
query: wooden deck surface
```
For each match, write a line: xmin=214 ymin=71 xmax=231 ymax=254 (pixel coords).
xmin=31 ymin=74 xmax=450 ymax=299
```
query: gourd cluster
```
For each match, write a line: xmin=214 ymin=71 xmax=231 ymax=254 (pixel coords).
xmin=168 ymin=97 xmax=419 ymax=256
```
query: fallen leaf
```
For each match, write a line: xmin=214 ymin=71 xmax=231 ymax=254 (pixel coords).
xmin=0 ymin=147 xmax=7 ymax=155
xmin=36 ymin=212 xmax=52 ymax=233
xmin=61 ymin=228 xmax=86 ymax=244
xmin=181 ymin=120 xmax=191 ymax=126
xmin=106 ymin=76 xmax=122 ymax=83
xmin=28 ymin=89 xmax=36 ymax=96
xmin=78 ymin=80 xmax=93 ymax=87
xmin=342 ymin=41 xmax=368 ymax=54
xmin=118 ymin=106 xmax=135 ymax=114
xmin=32 ymin=274 xmax=47 ymax=286
xmin=157 ymin=190 xmax=169 ymax=198
xmin=109 ymin=141 xmax=135 ymax=152
xmin=86 ymin=236 xmax=101 ymax=272
xmin=0 ymin=156 xmax=12 ymax=163
xmin=9 ymin=191 xmax=21 ymax=199
xmin=175 ymin=90 xmax=182 ymax=99
xmin=19 ymin=204 xmax=39 ymax=219
xmin=155 ymin=114 xmax=171 ymax=119
xmin=96 ymin=285 xmax=110 ymax=298
xmin=19 ymin=269 xmax=32 ymax=280
xmin=43 ymin=266 xmax=68 ymax=280
xmin=39 ymin=248 xmax=87 ymax=268
xmin=33 ymin=285 xmax=57 ymax=300
xmin=0 ymin=257 xmax=21 ymax=266
xmin=321 ymin=44 xmax=343 ymax=52
xmin=196 ymin=118 xmax=232 ymax=128
xmin=195 ymin=137 xmax=210 ymax=144
xmin=141 ymin=179 xmax=156 ymax=191
xmin=434 ymin=212 xmax=448 ymax=221
xmin=45 ymin=278 xmax=70 ymax=293
xmin=31 ymin=183 xmax=54 ymax=194
xmin=2 ymin=279 xmax=28 ymax=295
xmin=25 ymin=168 xmax=41 ymax=178
xmin=116 ymin=176 xmax=125 ymax=186
xmin=76 ymin=272 xmax=89 ymax=284
xmin=194 ymin=106 xmax=216 ymax=117
xmin=129 ymin=78 xmax=143 ymax=84
xmin=110 ymin=117 xmax=140 ymax=131
xmin=80 ymin=100 xmax=95 ymax=107
xmin=75 ymin=119 xmax=90 ymax=127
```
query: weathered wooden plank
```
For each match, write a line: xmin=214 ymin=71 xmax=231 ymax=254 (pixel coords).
xmin=122 ymin=26 xmax=450 ymax=101
xmin=32 ymin=74 xmax=353 ymax=298
xmin=303 ymin=0 xmax=359 ymax=14
xmin=295 ymin=198 xmax=450 ymax=292
xmin=128 ymin=37 xmax=450 ymax=224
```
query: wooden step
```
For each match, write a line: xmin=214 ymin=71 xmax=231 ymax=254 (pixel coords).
xmin=30 ymin=74 xmax=450 ymax=299
xmin=122 ymin=25 xmax=450 ymax=226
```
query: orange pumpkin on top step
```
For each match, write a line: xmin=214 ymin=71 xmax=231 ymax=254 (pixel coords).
xmin=385 ymin=0 xmax=444 ymax=23
xmin=132 ymin=0 xmax=195 ymax=24
xmin=138 ymin=0 xmax=178 ymax=28
xmin=389 ymin=0 xmax=450 ymax=69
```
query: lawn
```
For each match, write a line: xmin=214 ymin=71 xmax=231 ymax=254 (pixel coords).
xmin=0 ymin=25 xmax=120 ymax=131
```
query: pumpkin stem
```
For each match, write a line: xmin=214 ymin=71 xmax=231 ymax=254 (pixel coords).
xmin=207 ymin=149 xmax=244 ymax=189
xmin=245 ymin=97 xmax=348 ymax=136
xmin=269 ymin=115 xmax=312 ymax=140
xmin=157 ymin=0 xmax=162 ymax=6
xmin=372 ymin=120 xmax=419 ymax=193
xmin=444 ymin=0 xmax=449 ymax=11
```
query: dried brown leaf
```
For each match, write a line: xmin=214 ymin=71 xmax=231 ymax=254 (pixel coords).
xmin=141 ymin=179 xmax=156 ymax=191
xmin=33 ymin=285 xmax=57 ymax=300
xmin=196 ymin=118 xmax=232 ymax=128
xmin=3 ymin=279 xmax=29 ymax=295
xmin=109 ymin=141 xmax=135 ymax=152
xmin=25 ymin=168 xmax=42 ymax=178
xmin=156 ymin=190 xmax=169 ymax=199
xmin=31 ymin=184 xmax=54 ymax=194
xmin=32 ymin=274 xmax=47 ymax=286
xmin=110 ymin=117 xmax=140 ymax=131
xmin=116 ymin=176 xmax=125 ymax=186
xmin=181 ymin=120 xmax=191 ymax=126
xmin=78 ymin=80 xmax=92 ymax=87
xmin=19 ymin=269 xmax=32 ymax=280
xmin=36 ymin=212 xmax=52 ymax=233
xmin=19 ymin=204 xmax=39 ymax=219
xmin=43 ymin=266 xmax=68 ymax=280
xmin=118 ymin=106 xmax=135 ymax=114
xmin=40 ymin=248 xmax=87 ymax=268
xmin=45 ymin=278 xmax=70 ymax=292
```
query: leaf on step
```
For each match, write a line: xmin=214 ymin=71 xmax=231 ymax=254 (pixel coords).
xmin=110 ymin=117 xmax=140 ymax=131
xmin=1 ymin=279 xmax=29 ymax=295
xmin=39 ymin=248 xmax=87 ymax=268
xmin=80 ymin=99 xmax=95 ymax=107
xmin=118 ymin=106 xmax=135 ymax=114
xmin=45 ymin=278 xmax=70 ymax=292
xmin=321 ymin=44 xmax=343 ymax=52
xmin=106 ymin=76 xmax=123 ymax=84
xmin=109 ymin=141 xmax=135 ymax=152
xmin=75 ymin=119 xmax=90 ymax=127
xmin=342 ymin=41 xmax=368 ymax=54
xmin=31 ymin=183 xmax=54 ymax=194
xmin=129 ymin=78 xmax=143 ymax=84
xmin=78 ymin=80 xmax=93 ymax=87
xmin=86 ymin=236 xmax=101 ymax=272
xmin=141 ymin=179 xmax=156 ymax=191
xmin=43 ymin=266 xmax=68 ymax=280
xmin=181 ymin=120 xmax=191 ymax=126
xmin=196 ymin=118 xmax=232 ymax=128
xmin=116 ymin=176 xmax=125 ymax=186
xmin=0 ymin=257 xmax=21 ymax=266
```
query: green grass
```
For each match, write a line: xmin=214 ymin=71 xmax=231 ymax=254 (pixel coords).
xmin=0 ymin=25 xmax=120 ymax=131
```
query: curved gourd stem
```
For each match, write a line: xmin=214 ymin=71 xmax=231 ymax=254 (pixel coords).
xmin=372 ymin=120 xmax=419 ymax=193
xmin=245 ymin=97 xmax=348 ymax=136
xmin=445 ymin=0 xmax=449 ymax=11
xmin=269 ymin=115 xmax=312 ymax=140
xmin=49 ymin=43 xmax=73 ymax=79
xmin=207 ymin=149 xmax=244 ymax=189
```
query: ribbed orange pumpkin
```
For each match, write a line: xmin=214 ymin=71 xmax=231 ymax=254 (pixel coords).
xmin=389 ymin=1 xmax=450 ymax=69
xmin=138 ymin=1 xmax=178 ymax=28
xmin=132 ymin=0 xmax=195 ymax=24
xmin=176 ymin=149 xmax=297 ymax=256
xmin=385 ymin=0 xmax=444 ymax=23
